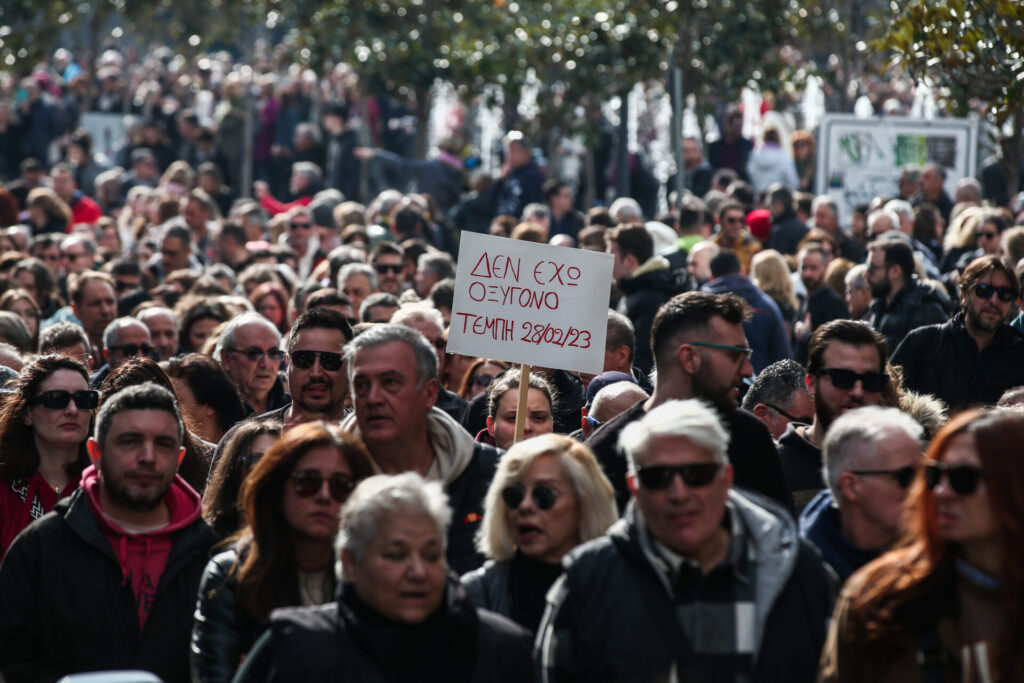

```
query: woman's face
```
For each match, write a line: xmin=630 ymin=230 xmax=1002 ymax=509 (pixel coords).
xmin=934 ymin=433 xmax=998 ymax=548
xmin=487 ymin=387 xmax=553 ymax=450
xmin=282 ymin=444 xmax=353 ymax=541
xmin=28 ymin=206 xmax=46 ymax=227
xmin=24 ymin=369 xmax=92 ymax=449
xmin=445 ymin=353 xmax=477 ymax=389
xmin=505 ymin=453 xmax=581 ymax=564
xmin=344 ymin=512 xmax=446 ymax=624
xmin=257 ymin=295 xmax=284 ymax=327
xmin=187 ymin=317 xmax=220 ymax=352
xmin=469 ymin=362 xmax=502 ymax=399
xmin=6 ymin=298 xmax=38 ymax=339
xmin=247 ymin=433 xmax=278 ymax=471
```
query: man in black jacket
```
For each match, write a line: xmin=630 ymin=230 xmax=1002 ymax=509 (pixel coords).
xmin=586 ymin=291 xmax=791 ymax=512
xmin=894 ymin=255 xmax=1024 ymax=411
xmin=341 ymin=324 xmax=497 ymax=574
xmin=540 ymin=399 xmax=835 ymax=683
xmin=766 ymin=184 xmax=809 ymax=256
xmin=0 ymin=383 xmax=217 ymax=682
xmin=866 ymin=238 xmax=949 ymax=351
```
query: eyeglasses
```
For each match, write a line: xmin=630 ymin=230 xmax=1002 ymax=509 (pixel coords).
xmin=687 ymin=340 xmax=754 ymax=363
xmin=975 ymin=231 xmax=998 ymax=241
xmin=474 ymin=373 xmax=495 ymax=387
xmin=501 ymin=483 xmax=559 ymax=510
xmin=584 ymin=415 xmax=603 ymax=429
xmin=924 ymin=461 xmax=984 ymax=496
xmin=973 ymin=283 xmax=1015 ymax=302
xmin=817 ymin=368 xmax=888 ymax=392
xmin=373 ymin=262 xmax=403 ymax=275
xmin=637 ymin=463 xmax=722 ymax=489
xmin=228 ymin=347 xmax=286 ymax=363
xmin=242 ymin=450 xmax=266 ymax=468
xmin=114 ymin=280 xmax=139 ymax=292
xmin=29 ymin=389 xmax=99 ymax=410
xmin=763 ymin=402 xmax=812 ymax=424
xmin=290 ymin=469 xmax=356 ymax=503
xmin=722 ymin=216 xmax=744 ymax=225
xmin=849 ymin=465 xmax=918 ymax=489
xmin=290 ymin=349 xmax=344 ymax=372
xmin=109 ymin=343 xmax=152 ymax=357
xmin=288 ymin=221 xmax=313 ymax=230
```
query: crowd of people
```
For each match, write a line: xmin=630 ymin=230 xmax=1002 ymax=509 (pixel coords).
xmin=0 ymin=44 xmax=1022 ymax=683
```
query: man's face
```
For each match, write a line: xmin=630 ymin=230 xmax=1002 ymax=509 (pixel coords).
xmin=688 ymin=316 xmax=754 ymax=413
xmin=807 ymin=343 xmax=884 ymax=431
xmin=289 ymin=170 xmax=310 ymax=196
xmin=141 ymin=311 xmax=179 ymax=360
xmin=720 ymin=209 xmax=745 ymax=242
xmin=842 ymin=429 xmax=921 ymax=548
xmin=372 ymin=254 xmax=405 ymax=295
xmin=682 ymin=139 xmax=702 ymax=169
xmin=220 ymin=323 xmax=281 ymax=403
xmin=35 ymin=244 xmax=61 ymax=276
xmin=607 ymin=241 xmax=634 ymax=282
xmin=814 ymin=204 xmax=837 ymax=233
xmin=104 ymin=322 xmax=152 ymax=370
xmin=866 ymin=250 xmax=891 ymax=299
xmin=628 ymin=434 xmax=733 ymax=558
xmin=52 ymin=170 xmax=75 ymax=200
xmin=919 ymin=167 xmax=943 ymax=199
xmin=365 ymin=304 xmax=399 ymax=324
xmin=285 ymin=213 xmax=314 ymax=253
xmin=288 ymin=327 xmax=349 ymax=416
xmin=550 ymin=186 xmax=573 ymax=214
xmin=62 ymin=243 xmax=93 ymax=275
xmin=506 ymin=141 xmax=529 ymax=169
xmin=759 ymin=390 xmax=814 ymax=440
xmin=846 ymin=283 xmax=872 ymax=319
xmin=799 ymin=251 xmax=827 ymax=293
xmin=963 ymin=269 xmax=1015 ymax=333
xmin=92 ymin=409 xmax=183 ymax=513
xmin=74 ymin=280 xmax=117 ymax=340
xmin=182 ymin=199 xmax=208 ymax=231
xmin=413 ymin=267 xmax=438 ymax=299
xmin=687 ymin=247 xmax=714 ymax=283
xmin=401 ymin=319 xmax=446 ymax=376
xmin=160 ymin=236 xmax=189 ymax=272
xmin=350 ymin=341 xmax=438 ymax=448
xmin=342 ymin=274 xmax=373 ymax=315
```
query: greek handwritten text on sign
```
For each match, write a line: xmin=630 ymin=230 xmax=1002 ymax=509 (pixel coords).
xmin=448 ymin=233 xmax=614 ymax=374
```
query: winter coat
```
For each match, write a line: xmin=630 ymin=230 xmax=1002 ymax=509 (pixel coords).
xmin=746 ymin=143 xmax=799 ymax=193
xmin=617 ymin=256 xmax=682 ymax=375
xmin=799 ymin=490 xmax=879 ymax=584
xmin=868 ymin=279 xmax=950 ymax=353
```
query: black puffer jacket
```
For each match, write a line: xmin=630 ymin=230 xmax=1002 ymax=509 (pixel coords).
xmin=233 ymin=576 xmax=532 ymax=682
xmin=616 ymin=256 xmax=684 ymax=375
xmin=868 ymin=278 xmax=951 ymax=352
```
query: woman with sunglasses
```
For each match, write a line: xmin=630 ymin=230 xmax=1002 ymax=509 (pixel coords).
xmin=202 ymin=421 xmax=282 ymax=537
xmin=820 ymin=409 xmax=1024 ymax=682
xmin=0 ymin=356 xmax=95 ymax=558
xmin=462 ymin=434 xmax=617 ymax=632
xmin=191 ymin=421 xmax=374 ymax=683
xmin=457 ymin=358 xmax=509 ymax=400
xmin=481 ymin=367 xmax=557 ymax=450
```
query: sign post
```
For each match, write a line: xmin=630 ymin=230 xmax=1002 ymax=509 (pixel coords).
xmin=448 ymin=233 xmax=614 ymax=443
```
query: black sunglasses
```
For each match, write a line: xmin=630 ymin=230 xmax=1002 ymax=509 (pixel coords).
xmin=474 ymin=373 xmax=495 ymax=387
xmin=109 ymin=343 xmax=153 ymax=357
xmin=924 ymin=462 xmax=984 ymax=496
xmin=290 ymin=350 xmax=344 ymax=372
xmin=975 ymin=231 xmax=998 ymax=241
xmin=636 ymin=463 xmax=722 ymax=490
xmin=373 ymin=262 xmax=403 ymax=274
xmin=817 ymin=368 xmax=888 ymax=393
xmin=763 ymin=402 xmax=812 ymax=424
xmin=501 ymin=483 xmax=558 ymax=510
xmin=288 ymin=221 xmax=313 ymax=230
xmin=29 ymin=389 xmax=99 ymax=410
xmin=290 ymin=469 xmax=356 ymax=503
xmin=229 ymin=347 xmax=286 ymax=363
xmin=973 ymin=283 xmax=1015 ymax=302
xmin=850 ymin=465 xmax=918 ymax=489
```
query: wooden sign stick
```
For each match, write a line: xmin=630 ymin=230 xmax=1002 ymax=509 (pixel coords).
xmin=513 ymin=363 xmax=531 ymax=444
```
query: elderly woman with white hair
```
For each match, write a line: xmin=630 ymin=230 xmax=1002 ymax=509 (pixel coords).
xmin=234 ymin=472 xmax=532 ymax=683
xmin=461 ymin=433 xmax=617 ymax=632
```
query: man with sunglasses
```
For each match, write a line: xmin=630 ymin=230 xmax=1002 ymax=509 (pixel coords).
xmin=779 ymin=320 xmax=890 ymax=512
xmin=90 ymin=317 xmax=153 ymax=388
xmin=801 ymin=406 xmax=923 ymax=583
xmin=711 ymin=200 xmax=762 ymax=275
xmin=367 ymin=241 xmax=408 ymax=296
xmin=894 ymin=255 xmax=1024 ymax=411
xmin=741 ymin=359 xmax=814 ymax=439
xmin=866 ymin=238 xmax=949 ymax=352
xmin=214 ymin=312 xmax=290 ymax=417
xmin=539 ymin=399 xmax=835 ymax=683
xmin=0 ymin=383 xmax=217 ymax=681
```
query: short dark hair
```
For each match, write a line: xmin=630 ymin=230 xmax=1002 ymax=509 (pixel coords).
xmin=741 ymin=359 xmax=808 ymax=411
xmin=306 ymin=288 xmax=353 ymax=312
xmin=606 ymin=310 xmax=635 ymax=364
xmin=286 ymin=307 xmax=353 ymax=353
xmin=806 ymin=320 xmax=888 ymax=376
xmin=95 ymin=382 xmax=184 ymax=450
xmin=543 ymin=179 xmax=568 ymax=201
xmin=39 ymin=321 xmax=90 ymax=354
xmin=961 ymin=254 xmax=1021 ymax=300
xmin=709 ymin=250 xmax=742 ymax=278
xmin=428 ymin=278 xmax=455 ymax=312
xmin=368 ymin=241 xmax=404 ymax=262
xmin=716 ymin=199 xmax=746 ymax=222
xmin=360 ymin=292 xmax=400 ymax=322
xmin=607 ymin=224 xmax=653 ymax=264
xmin=869 ymin=239 xmax=915 ymax=281
xmin=650 ymin=292 xmax=751 ymax=364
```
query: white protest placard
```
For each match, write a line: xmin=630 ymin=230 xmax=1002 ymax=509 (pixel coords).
xmin=448 ymin=232 xmax=614 ymax=375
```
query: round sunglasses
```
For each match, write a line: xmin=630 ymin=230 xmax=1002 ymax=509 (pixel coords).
xmin=501 ymin=483 xmax=559 ymax=510
xmin=290 ymin=469 xmax=356 ymax=503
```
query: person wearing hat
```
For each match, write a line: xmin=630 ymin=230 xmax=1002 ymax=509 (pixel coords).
xmin=577 ymin=372 xmax=649 ymax=441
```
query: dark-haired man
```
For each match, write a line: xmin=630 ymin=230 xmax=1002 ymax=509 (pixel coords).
xmin=0 ymin=383 xmax=216 ymax=681
xmin=586 ymin=291 xmax=790 ymax=511
xmin=741 ymin=359 xmax=814 ymax=439
xmin=866 ymin=238 xmax=948 ymax=352
xmin=545 ymin=179 xmax=585 ymax=241
xmin=894 ymin=255 xmax=1024 ymax=411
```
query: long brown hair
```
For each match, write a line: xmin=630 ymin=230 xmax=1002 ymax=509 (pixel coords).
xmin=0 ymin=355 xmax=91 ymax=481
xmin=849 ymin=409 xmax=1024 ymax=678
xmin=232 ymin=422 xmax=374 ymax=621
xmin=202 ymin=420 xmax=282 ymax=537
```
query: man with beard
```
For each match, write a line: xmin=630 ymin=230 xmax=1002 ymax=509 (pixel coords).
xmin=778 ymin=320 xmax=890 ymax=512
xmin=793 ymin=244 xmax=848 ymax=362
xmin=0 ymin=383 xmax=216 ymax=681
xmin=866 ymin=238 xmax=948 ymax=351
xmin=894 ymin=255 xmax=1024 ymax=411
xmin=586 ymin=292 xmax=790 ymax=512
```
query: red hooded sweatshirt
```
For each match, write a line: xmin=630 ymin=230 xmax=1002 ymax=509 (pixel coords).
xmin=81 ymin=465 xmax=203 ymax=631
xmin=0 ymin=471 xmax=78 ymax=559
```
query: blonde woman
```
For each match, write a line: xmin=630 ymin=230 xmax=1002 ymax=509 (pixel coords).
xmin=751 ymin=249 xmax=799 ymax=332
xmin=462 ymin=434 xmax=617 ymax=632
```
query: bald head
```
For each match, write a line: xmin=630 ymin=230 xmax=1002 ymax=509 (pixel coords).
xmin=585 ymin=381 xmax=649 ymax=440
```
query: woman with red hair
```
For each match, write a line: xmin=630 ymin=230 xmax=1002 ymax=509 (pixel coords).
xmin=820 ymin=409 xmax=1024 ymax=681
xmin=248 ymin=281 xmax=290 ymax=335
